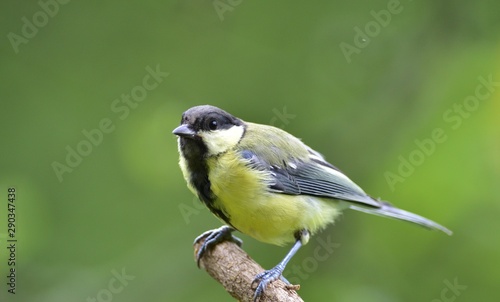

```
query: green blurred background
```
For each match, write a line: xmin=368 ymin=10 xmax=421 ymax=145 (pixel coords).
xmin=1 ymin=1 xmax=499 ymax=301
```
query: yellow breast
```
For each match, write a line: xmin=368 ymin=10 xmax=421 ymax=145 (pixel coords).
xmin=207 ymin=150 xmax=341 ymax=246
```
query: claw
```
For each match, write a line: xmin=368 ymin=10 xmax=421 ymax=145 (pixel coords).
xmin=194 ymin=226 xmax=242 ymax=267
xmin=250 ymin=233 xmax=306 ymax=301
xmin=251 ymin=265 xmax=285 ymax=302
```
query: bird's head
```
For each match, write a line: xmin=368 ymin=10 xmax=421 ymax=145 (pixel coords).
xmin=173 ymin=105 xmax=245 ymax=157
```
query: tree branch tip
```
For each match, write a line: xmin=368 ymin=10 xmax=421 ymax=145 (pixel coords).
xmin=193 ymin=236 xmax=304 ymax=302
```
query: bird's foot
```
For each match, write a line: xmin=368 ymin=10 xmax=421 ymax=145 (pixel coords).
xmin=194 ymin=225 xmax=242 ymax=267
xmin=251 ymin=264 xmax=285 ymax=302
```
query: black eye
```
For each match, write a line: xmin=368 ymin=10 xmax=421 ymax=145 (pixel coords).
xmin=208 ymin=119 xmax=218 ymax=130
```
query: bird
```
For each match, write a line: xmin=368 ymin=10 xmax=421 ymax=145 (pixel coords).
xmin=172 ymin=105 xmax=452 ymax=301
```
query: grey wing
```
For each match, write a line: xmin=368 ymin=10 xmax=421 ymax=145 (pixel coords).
xmin=240 ymin=149 xmax=381 ymax=208
xmin=240 ymin=149 xmax=452 ymax=234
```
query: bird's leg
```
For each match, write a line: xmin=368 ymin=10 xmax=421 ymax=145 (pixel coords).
xmin=194 ymin=225 xmax=242 ymax=267
xmin=251 ymin=229 xmax=309 ymax=302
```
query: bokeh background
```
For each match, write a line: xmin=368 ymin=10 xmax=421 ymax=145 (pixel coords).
xmin=1 ymin=1 xmax=499 ymax=301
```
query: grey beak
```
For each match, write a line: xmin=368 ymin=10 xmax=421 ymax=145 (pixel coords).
xmin=172 ymin=124 xmax=196 ymax=138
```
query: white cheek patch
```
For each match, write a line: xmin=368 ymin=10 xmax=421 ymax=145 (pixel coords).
xmin=201 ymin=125 xmax=245 ymax=156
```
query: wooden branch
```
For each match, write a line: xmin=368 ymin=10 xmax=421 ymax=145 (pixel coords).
xmin=194 ymin=238 xmax=303 ymax=302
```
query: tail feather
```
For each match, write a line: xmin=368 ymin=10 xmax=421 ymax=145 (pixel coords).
xmin=349 ymin=204 xmax=452 ymax=235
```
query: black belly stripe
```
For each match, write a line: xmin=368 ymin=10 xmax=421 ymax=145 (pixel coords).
xmin=179 ymin=137 xmax=233 ymax=226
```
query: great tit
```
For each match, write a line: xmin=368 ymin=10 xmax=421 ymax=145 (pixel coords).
xmin=173 ymin=105 xmax=452 ymax=301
